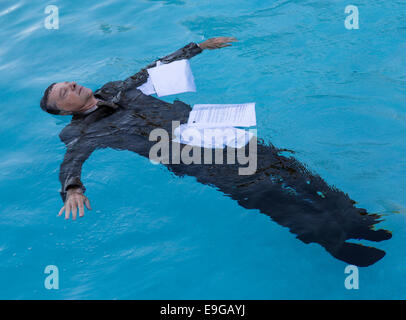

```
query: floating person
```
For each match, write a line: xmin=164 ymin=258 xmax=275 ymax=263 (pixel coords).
xmin=40 ymin=37 xmax=391 ymax=267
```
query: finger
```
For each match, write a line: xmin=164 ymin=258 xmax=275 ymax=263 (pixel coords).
xmin=218 ymin=37 xmax=237 ymax=43
xmin=72 ymin=200 xmax=78 ymax=220
xmin=213 ymin=44 xmax=230 ymax=49
xmin=78 ymin=200 xmax=85 ymax=218
xmin=84 ymin=197 xmax=92 ymax=210
xmin=65 ymin=202 xmax=71 ymax=220
xmin=58 ymin=206 xmax=65 ymax=216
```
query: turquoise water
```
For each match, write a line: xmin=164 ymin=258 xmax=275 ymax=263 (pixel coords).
xmin=1 ymin=0 xmax=405 ymax=299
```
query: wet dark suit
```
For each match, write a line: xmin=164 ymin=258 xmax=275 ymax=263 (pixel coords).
xmin=59 ymin=42 xmax=391 ymax=267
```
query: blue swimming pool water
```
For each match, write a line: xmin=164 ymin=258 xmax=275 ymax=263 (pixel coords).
xmin=0 ymin=0 xmax=405 ymax=299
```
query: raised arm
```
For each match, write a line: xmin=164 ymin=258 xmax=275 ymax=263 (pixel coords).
xmin=124 ymin=37 xmax=238 ymax=89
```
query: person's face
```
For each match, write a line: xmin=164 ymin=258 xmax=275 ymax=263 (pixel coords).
xmin=48 ymin=81 xmax=93 ymax=113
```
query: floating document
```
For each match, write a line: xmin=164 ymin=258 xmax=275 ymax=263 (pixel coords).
xmin=137 ymin=60 xmax=196 ymax=97
xmin=187 ymin=103 xmax=256 ymax=128
xmin=137 ymin=61 xmax=165 ymax=95
xmin=140 ymin=59 xmax=196 ymax=97
xmin=173 ymin=124 xmax=254 ymax=149
xmin=136 ymin=75 xmax=156 ymax=95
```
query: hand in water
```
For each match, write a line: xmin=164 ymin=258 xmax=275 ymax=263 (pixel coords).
xmin=58 ymin=187 xmax=92 ymax=220
xmin=199 ymin=37 xmax=238 ymax=50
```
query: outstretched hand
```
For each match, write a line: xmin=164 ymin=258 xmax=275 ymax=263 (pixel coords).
xmin=198 ymin=37 xmax=238 ymax=50
xmin=58 ymin=187 xmax=91 ymax=220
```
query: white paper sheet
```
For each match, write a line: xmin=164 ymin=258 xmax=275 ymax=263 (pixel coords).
xmin=145 ymin=59 xmax=196 ymax=97
xmin=187 ymin=103 xmax=256 ymax=128
xmin=173 ymin=124 xmax=254 ymax=149
xmin=136 ymin=75 xmax=156 ymax=95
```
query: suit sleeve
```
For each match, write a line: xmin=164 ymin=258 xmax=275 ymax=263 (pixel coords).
xmin=123 ymin=42 xmax=203 ymax=89
xmin=59 ymin=138 xmax=96 ymax=202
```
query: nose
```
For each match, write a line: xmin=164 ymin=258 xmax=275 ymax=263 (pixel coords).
xmin=70 ymin=81 xmax=77 ymax=90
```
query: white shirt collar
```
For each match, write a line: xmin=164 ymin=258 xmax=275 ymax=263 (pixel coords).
xmin=81 ymin=104 xmax=98 ymax=115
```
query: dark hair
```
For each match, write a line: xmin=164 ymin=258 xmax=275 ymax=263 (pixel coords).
xmin=40 ymin=83 xmax=61 ymax=115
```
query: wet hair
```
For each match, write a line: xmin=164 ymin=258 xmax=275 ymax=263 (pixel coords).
xmin=40 ymin=83 xmax=61 ymax=115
